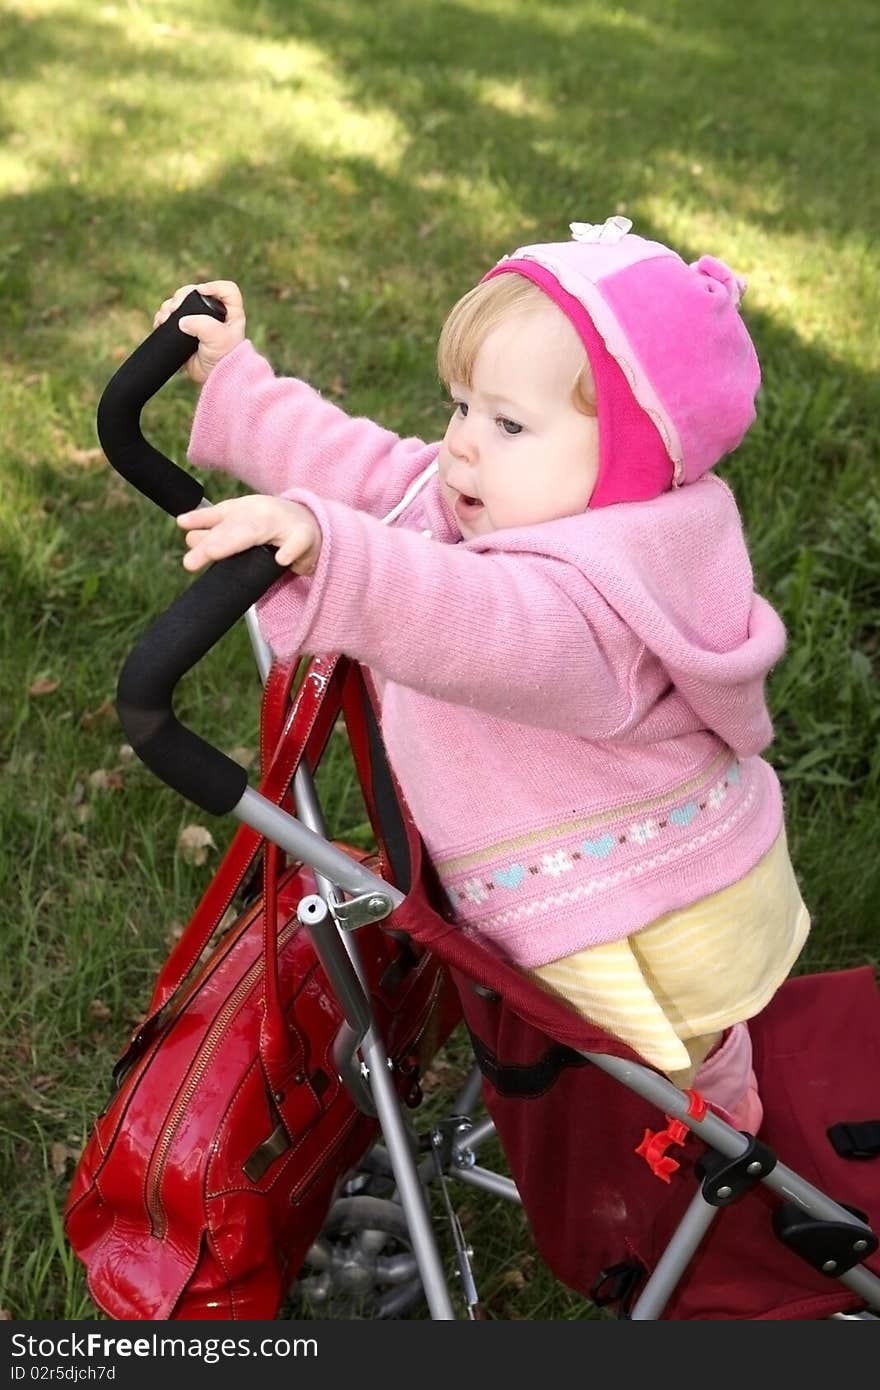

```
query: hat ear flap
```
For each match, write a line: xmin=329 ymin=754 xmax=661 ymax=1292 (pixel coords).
xmin=692 ymin=254 xmax=747 ymax=307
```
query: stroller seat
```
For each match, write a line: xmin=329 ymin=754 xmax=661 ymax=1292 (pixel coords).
xmin=348 ymin=661 xmax=880 ymax=1320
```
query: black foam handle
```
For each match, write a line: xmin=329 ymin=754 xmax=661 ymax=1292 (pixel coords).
xmin=96 ymin=290 xmax=226 ymax=516
xmin=116 ymin=544 xmax=283 ymax=815
xmin=105 ymin=289 xmax=287 ymax=814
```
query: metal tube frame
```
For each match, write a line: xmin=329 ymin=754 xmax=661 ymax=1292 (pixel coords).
xmin=585 ymin=1050 xmax=880 ymax=1313
xmin=243 ymin=614 xmax=880 ymax=1320
xmin=629 ymin=1191 xmax=722 ymax=1320
xmin=244 ymin=617 xmax=454 ymax=1320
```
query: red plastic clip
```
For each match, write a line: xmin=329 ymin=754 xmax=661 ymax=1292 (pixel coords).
xmin=634 ymin=1127 xmax=681 ymax=1182
xmin=635 ymin=1089 xmax=707 ymax=1182
xmin=685 ymin=1088 xmax=708 ymax=1122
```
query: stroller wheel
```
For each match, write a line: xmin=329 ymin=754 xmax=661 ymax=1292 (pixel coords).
xmin=293 ymin=1196 xmax=425 ymax=1319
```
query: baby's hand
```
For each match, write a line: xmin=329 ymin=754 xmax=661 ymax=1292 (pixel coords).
xmin=153 ymin=280 xmax=247 ymax=384
xmin=177 ymin=496 xmax=322 ymax=575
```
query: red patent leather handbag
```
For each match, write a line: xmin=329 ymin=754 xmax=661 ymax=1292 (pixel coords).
xmin=64 ymin=655 xmax=461 ymax=1320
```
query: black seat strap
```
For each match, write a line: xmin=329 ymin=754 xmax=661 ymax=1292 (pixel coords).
xmin=469 ymin=1031 xmax=590 ymax=1098
xmin=827 ymin=1120 xmax=880 ymax=1159
xmin=357 ymin=668 xmax=412 ymax=894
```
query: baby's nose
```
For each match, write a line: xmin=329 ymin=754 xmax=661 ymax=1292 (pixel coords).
xmin=450 ymin=417 xmax=479 ymax=461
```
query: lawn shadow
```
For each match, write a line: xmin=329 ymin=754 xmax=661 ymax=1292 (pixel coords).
xmin=216 ymin=0 xmax=880 ymax=244
xmin=0 ymin=0 xmax=877 ymax=941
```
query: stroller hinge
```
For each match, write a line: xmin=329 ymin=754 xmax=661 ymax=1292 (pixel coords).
xmin=329 ymin=891 xmax=395 ymax=932
xmin=772 ymin=1201 xmax=879 ymax=1277
xmin=696 ymin=1134 xmax=778 ymax=1206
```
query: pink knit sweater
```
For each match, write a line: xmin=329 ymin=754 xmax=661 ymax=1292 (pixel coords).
xmin=189 ymin=341 xmax=786 ymax=968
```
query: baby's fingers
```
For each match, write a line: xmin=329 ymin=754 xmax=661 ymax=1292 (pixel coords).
xmin=182 ymin=546 xmax=210 ymax=573
xmin=274 ymin=526 xmax=311 ymax=567
xmin=177 ymin=313 xmax=231 ymax=343
xmin=183 ymin=528 xmax=210 ymax=548
xmin=177 ymin=508 xmax=225 ymax=571
xmin=179 ymin=513 xmax=265 ymax=570
xmin=153 ymin=285 xmax=198 ymax=329
xmin=177 ymin=505 xmax=225 ymax=531
xmin=180 ymin=527 xmax=245 ymax=571
xmin=181 ymin=531 xmax=212 ymax=571
xmin=195 ymin=280 xmax=244 ymax=311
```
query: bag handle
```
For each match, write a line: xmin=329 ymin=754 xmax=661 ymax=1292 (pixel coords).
xmin=257 ymin=835 xmax=304 ymax=1089
xmin=259 ymin=836 xmax=285 ymax=1069
xmin=148 ymin=652 xmax=343 ymax=1013
xmin=258 ymin=647 xmax=304 ymax=1084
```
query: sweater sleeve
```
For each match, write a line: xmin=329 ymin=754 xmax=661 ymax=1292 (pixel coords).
xmin=255 ymin=490 xmax=645 ymax=740
xmin=187 ymin=340 xmax=442 ymax=518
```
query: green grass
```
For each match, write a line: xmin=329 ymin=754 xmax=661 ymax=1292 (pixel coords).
xmin=1 ymin=0 xmax=878 ymax=1320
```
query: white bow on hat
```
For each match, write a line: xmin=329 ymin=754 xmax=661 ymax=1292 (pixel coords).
xmin=569 ymin=216 xmax=633 ymax=244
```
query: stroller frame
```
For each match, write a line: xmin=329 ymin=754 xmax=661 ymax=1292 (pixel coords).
xmin=231 ymin=609 xmax=880 ymax=1321
xmin=96 ymin=291 xmax=880 ymax=1321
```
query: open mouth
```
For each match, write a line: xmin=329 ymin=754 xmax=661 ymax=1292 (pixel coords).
xmin=453 ymin=494 xmax=481 ymax=525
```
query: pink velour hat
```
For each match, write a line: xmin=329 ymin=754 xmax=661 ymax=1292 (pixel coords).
xmin=482 ymin=217 xmax=761 ymax=509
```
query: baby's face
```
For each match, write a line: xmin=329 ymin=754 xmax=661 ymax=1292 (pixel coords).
xmin=439 ymin=301 xmax=599 ymax=539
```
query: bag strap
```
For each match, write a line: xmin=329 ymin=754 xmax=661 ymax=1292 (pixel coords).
xmin=261 ymin=648 xmax=302 ymax=764
xmin=257 ymin=834 xmax=308 ymax=1089
xmin=258 ymin=650 xmax=305 ymax=1084
xmin=148 ymin=653 xmax=344 ymax=1013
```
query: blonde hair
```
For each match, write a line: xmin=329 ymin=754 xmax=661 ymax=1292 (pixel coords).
xmin=437 ymin=273 xmax=597 ymax=416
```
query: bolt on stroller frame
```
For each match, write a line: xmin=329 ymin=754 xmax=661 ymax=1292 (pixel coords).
xmin=100 ymin=292 xmax=880 ymax=1321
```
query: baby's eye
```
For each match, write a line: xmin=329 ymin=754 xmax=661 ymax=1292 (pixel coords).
xmin=498 ymin=417 xmax=522 ymax=435
xmin=451 ymin=400 xmax=468 ymax=418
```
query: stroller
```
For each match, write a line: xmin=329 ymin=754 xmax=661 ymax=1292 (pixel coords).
xmin=66 ymin=293 xmax=880 ymax=1321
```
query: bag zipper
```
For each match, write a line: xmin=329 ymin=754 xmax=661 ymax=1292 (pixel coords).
xmin=147 ymin=931 xmax=446 ymax=1237
xmin=146 ymin=918 xmax=299 ymax=1239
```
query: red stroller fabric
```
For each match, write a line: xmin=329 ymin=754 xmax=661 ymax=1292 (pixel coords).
xmin=390 ymin=822 xmax=880 ymax=1318
xmin=344 ymin=661 xmax=880 ymax=1319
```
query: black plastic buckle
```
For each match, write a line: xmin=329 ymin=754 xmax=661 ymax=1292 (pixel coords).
xmin=695 ymin=1134 xmax=777 ymax=1206
xmin=827 ymin=1120 xmax=880 ymax=1160
xmin=772 ymin=1201 xmax=879 ymax=1276
xmin=396 ymin=1053 xmax=423 ymax=1109
xmin=590 ymin=1260 xmax=645 ymax=1315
